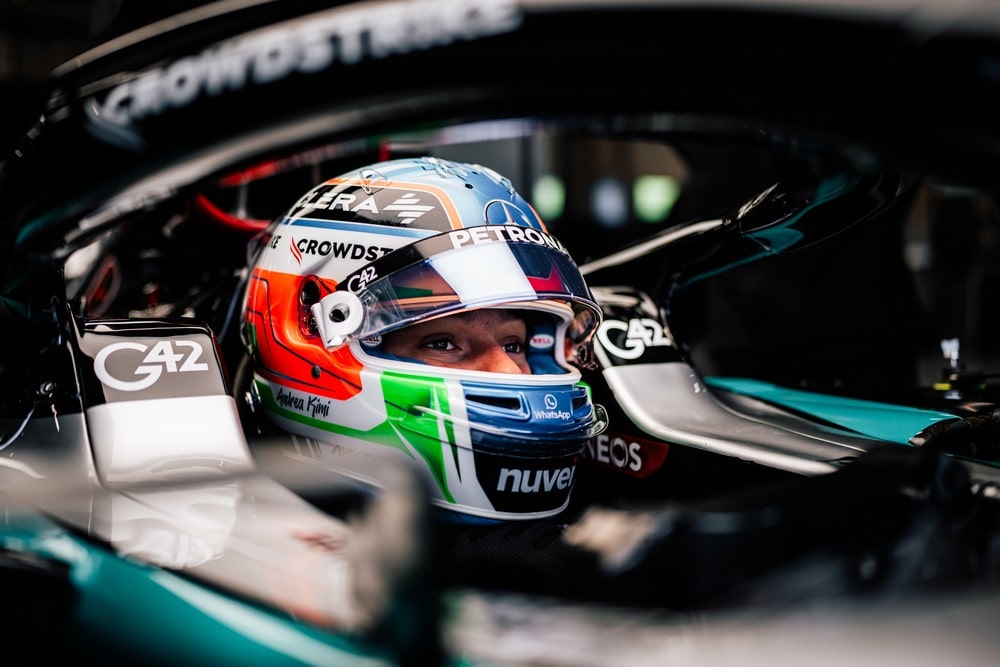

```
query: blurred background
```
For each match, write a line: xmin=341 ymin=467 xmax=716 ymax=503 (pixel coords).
xmin=3 ymin=0 xmax=999 ymax=401
xmin=0 ymin=0 xmax=209 ymax=154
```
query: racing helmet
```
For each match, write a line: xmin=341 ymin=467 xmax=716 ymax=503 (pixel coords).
xmin=242 ymin=156 xmax=607 ymax=522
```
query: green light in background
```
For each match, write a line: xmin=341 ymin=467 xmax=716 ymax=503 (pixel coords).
xmin=532 ymin=174 xmax=565 ymax=220
xmin=633 ymin=175 xmax=680 ymax=223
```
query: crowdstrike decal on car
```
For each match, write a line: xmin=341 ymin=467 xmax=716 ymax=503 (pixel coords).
xmin=84 ymin=0 xmax=523 ymax=148
xmin=94 ymin=340 xmax=209 ymax=391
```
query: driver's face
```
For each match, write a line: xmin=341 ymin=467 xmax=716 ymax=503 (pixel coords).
xmin=380 ymin=310 xmax=531 ymax=374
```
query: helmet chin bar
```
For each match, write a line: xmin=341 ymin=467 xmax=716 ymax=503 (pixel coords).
xmin=312 ymin=291 xmax=364 ymax=349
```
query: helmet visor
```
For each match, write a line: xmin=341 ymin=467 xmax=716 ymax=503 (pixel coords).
xmin=339 ymin=225 xmax=601 ymax=347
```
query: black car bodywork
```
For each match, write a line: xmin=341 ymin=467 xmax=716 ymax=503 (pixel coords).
xmin=3 ymin=1 xmax=1000 ymax=665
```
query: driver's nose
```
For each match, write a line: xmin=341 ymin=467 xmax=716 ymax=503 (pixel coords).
xmin=466 ymin=345 xmax=529 ymax=374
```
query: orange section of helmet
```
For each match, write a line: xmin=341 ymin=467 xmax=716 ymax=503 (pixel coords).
xmin=245 ymin=268 xmax=362 ymax=401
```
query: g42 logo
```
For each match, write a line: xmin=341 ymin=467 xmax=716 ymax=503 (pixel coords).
xmin=596 ymin=318 xmax=673 ymax=360
xmin=346 ymin=265 xmax=378 ymax=292
xmin=94 ymin=340 xmax=209 ymax=391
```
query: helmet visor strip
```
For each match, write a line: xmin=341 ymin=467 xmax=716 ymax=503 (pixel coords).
xmin=335 ymin=226 xmax=601 ymax=360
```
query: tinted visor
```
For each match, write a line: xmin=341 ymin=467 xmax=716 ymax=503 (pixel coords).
xmin=339 ymin=225 xmax=601 ymax=348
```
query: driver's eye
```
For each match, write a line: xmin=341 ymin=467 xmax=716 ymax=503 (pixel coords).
xmin=425 ymin=337 xmax=456 ymax=351
xmin=504 ymin=340 xmax=526 ymax=354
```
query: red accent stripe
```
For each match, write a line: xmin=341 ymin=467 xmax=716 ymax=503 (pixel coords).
xmin=193 ymin=193 xmax=270 ymax=232
xmin=527 ymin=262 xmax=567 ymax=293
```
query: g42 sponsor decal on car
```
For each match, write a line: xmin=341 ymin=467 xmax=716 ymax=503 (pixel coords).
xmin=94 ymin=340 xmax=209 ymax=391
xmin=583 ymin=431 xmax=670 ymax=478
xmin=86 ymin=333 xmax=228 ymax=401
xmin=596 ymin=317 xmax=676 ymax=361
xmin=594 ymin=317 xmax=682 ymax=366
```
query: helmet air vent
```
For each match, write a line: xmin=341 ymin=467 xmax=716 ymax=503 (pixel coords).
xmin=466 ymin=394 xmax=522 ymax=411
